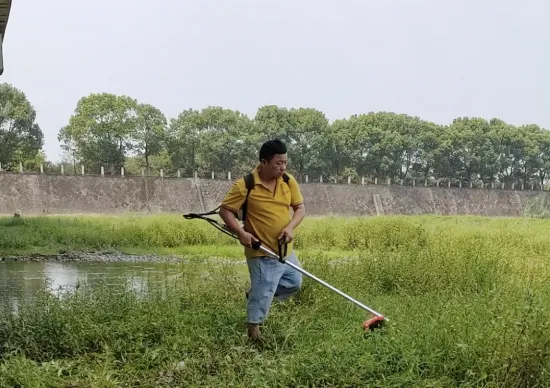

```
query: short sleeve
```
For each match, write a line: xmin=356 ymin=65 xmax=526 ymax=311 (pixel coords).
xmin=289 ymin=176 xmax=304 ymax=207
xmin=221 ymin=179 xmax=246 ymax=212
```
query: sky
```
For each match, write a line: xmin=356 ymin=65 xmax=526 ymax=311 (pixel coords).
xmin=1 ymin=0 xmax=549 ymax=163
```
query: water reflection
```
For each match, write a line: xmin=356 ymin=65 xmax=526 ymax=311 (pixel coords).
xmin=0 ymin=260 xmax=182 ymax=309
xmin=43 ymin=262 xmax=81 ymax=292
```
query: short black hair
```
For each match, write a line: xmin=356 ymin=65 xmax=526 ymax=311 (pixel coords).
xmin=259 ymin=139 xmax=287 ymax=162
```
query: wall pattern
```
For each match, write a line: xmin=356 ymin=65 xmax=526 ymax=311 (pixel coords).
xmin=0 ymin=172 xmax=547 ymax=217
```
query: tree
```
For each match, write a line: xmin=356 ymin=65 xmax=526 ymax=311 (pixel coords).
xmin=287 ymin=107 xmax=329 ymax=180
xmin=253 ymin=105 xmax=294 ymax=144
xmin=132 ymin=103 xmax=167 ymax=170
xmin=0 ymin=83 xmax=44 ymax=170
xmin=58 ymin=93 xmax=138 ymax=174
xmin=166 ymin=106 xmax=255 ymax=177
xmin=49 ymin=90 xmax=550 ymax=186
xmin=440 ymin=117 xmax=499 ymax=183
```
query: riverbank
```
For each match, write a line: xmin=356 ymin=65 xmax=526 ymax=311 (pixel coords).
xmin=1 ymin=214 xmax=550 ymax=386
xmin=0 ymin=251 xmax=186 ymax=262
xmin=2 ymin=212 xmax=550 ymax=258
xmin=0 ymin=213 xmax=434 ymax=259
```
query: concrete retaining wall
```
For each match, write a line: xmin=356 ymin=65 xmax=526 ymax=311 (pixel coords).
xmin=0 ymin=172 xmax=548 ymax=217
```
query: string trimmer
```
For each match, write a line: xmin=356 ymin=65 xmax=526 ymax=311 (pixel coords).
xmin=183 ymin=208 xmax=388 ymax=331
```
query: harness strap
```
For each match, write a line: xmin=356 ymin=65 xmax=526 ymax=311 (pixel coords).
xmin=183 ymin=205 xmax=220 ymax=219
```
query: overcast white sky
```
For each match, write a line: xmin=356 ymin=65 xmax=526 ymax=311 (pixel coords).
xmin=1 ymin=0 xmax=549 ymax=163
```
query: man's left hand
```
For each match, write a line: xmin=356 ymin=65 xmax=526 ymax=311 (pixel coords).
xmin=278 ymin=226 xmax=294 ymax=243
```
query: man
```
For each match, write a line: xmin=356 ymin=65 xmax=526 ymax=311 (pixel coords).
xmin=219 ymin=139 xmax=306 ymax=341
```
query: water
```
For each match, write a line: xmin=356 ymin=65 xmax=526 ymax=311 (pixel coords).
xmin=0 ymin=258 xmax=183 ymax=309
xmin=0 ymin=253 xmax=249 ymax=310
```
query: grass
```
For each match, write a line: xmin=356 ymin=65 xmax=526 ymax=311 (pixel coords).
xmin=1 ymin=214 xmax=550 ymax=386
xmin=0 ymin=213 xmax=430 ymax=258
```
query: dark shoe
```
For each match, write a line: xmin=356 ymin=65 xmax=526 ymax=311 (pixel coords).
xmin=247 ymin=323 xmax=261 ymax=340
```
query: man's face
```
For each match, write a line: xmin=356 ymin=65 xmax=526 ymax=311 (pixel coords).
xmin=262 ymin=153 xmax=288 ymax=178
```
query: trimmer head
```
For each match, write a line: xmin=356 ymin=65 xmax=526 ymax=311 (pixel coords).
xmin=362 ymin=315 xmax=386 ymax=331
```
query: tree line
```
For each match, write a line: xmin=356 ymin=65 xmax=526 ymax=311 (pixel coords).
xmin=1 ymin=82 xmax=549 ymax=188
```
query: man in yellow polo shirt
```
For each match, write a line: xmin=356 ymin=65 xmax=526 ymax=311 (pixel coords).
xmin=219 ymin=139 xmax=306 ymax=340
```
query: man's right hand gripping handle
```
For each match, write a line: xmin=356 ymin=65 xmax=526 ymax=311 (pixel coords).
xmin=238 ymin=229 xmax=259 ymax=249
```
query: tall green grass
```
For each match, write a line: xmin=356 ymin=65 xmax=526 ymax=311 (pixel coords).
xmin=1 ymin=214 xmax=550 ymax=386
xmin=0 ymin=213 xmax=438 ymax=256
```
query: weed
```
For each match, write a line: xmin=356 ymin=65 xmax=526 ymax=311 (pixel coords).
xmin=0 ymin=214 xmax=549 ymax=386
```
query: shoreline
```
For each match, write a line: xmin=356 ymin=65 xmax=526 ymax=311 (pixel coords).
xmin=0 ymin=251 xmax=244 ymax=264
xmin=0 ymin=251 xmax=185 ymax=263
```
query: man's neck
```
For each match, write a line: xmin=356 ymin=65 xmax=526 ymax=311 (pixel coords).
xmin=257 ymin=166 xmax=275 ymax=183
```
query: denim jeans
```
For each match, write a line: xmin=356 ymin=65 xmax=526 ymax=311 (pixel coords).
xmin=245 ymin=251 xmax=302 ymax=324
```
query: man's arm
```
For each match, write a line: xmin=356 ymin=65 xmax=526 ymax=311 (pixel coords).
xmin=219 ymin=179 xmax=246 ymax=235
xmin=279 ymin=177 xmax=306 ymax=242
xmin=287 ymin=203 xmax=305 ymax=230
xmin=219 ymin=205 xmax=245 ymax=237
xmin=219 ymin=179 xmax=258 ymax=247
xmin=220 ymin=205 xmax=258 ymax=247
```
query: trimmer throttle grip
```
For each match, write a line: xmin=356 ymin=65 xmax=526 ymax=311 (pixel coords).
xmin=277 ymin=238 xmax=288 ymax=263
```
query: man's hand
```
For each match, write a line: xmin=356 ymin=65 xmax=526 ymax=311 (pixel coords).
xmin=278 ymin=203 xmax=305 ymax=243
xmin=219 ymin=206 xmax=258 ymax=248
xmin=238 ymin=229 xmax=258 ymax=248
xmin=278 ymin=226 xmax=294 ymax=243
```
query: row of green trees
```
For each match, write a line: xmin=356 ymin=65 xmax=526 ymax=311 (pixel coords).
xmin=1 ymin=82 xmax=549 ymax=187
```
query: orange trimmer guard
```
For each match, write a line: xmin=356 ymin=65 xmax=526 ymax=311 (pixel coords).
xmin=362 ymin=315 xmax=386 ymax=331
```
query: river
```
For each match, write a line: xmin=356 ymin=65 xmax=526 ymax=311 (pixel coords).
xmin=1 ymin=257 xmax=175 ymax=308
xmin=0 ymin=252 xmax=248 ymax=310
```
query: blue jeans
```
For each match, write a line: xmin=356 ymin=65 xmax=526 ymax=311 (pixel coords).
xmin=246 ymin=251 xmax=302 ymax=324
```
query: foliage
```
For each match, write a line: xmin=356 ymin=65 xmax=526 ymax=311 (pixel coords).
xmin=4 ymin=81 xmax=550 ymax=188
xmin=166 ymin=106 xmax=256 ymax=177
xmin=54 ymin=97 xmax=550 ymax=187
xmin=1 ymin=215 xmax=550 ymax=386
xmin=0 ymin=214 xmax=430 ymax=255
xmin=0 ymin=83 xmax=44 ymax=170
xmin=57 ymin=93 xmax=140 ymax=175
xmin=133 ymin=103 xmax=168 ymax=170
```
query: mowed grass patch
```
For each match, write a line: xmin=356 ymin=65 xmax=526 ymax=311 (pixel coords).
xmin=1 ymin=214 xmax=550 ymax=386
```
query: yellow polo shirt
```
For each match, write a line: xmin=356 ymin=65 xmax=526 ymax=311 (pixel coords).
xmin=221 ymin=166 xmax=304 ymax=258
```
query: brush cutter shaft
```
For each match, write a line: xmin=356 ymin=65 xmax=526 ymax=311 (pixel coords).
xmin=182 ymin=212 xmax=388 ymax=323
xmin=256 ymin=243 xmax=386 ymax=320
